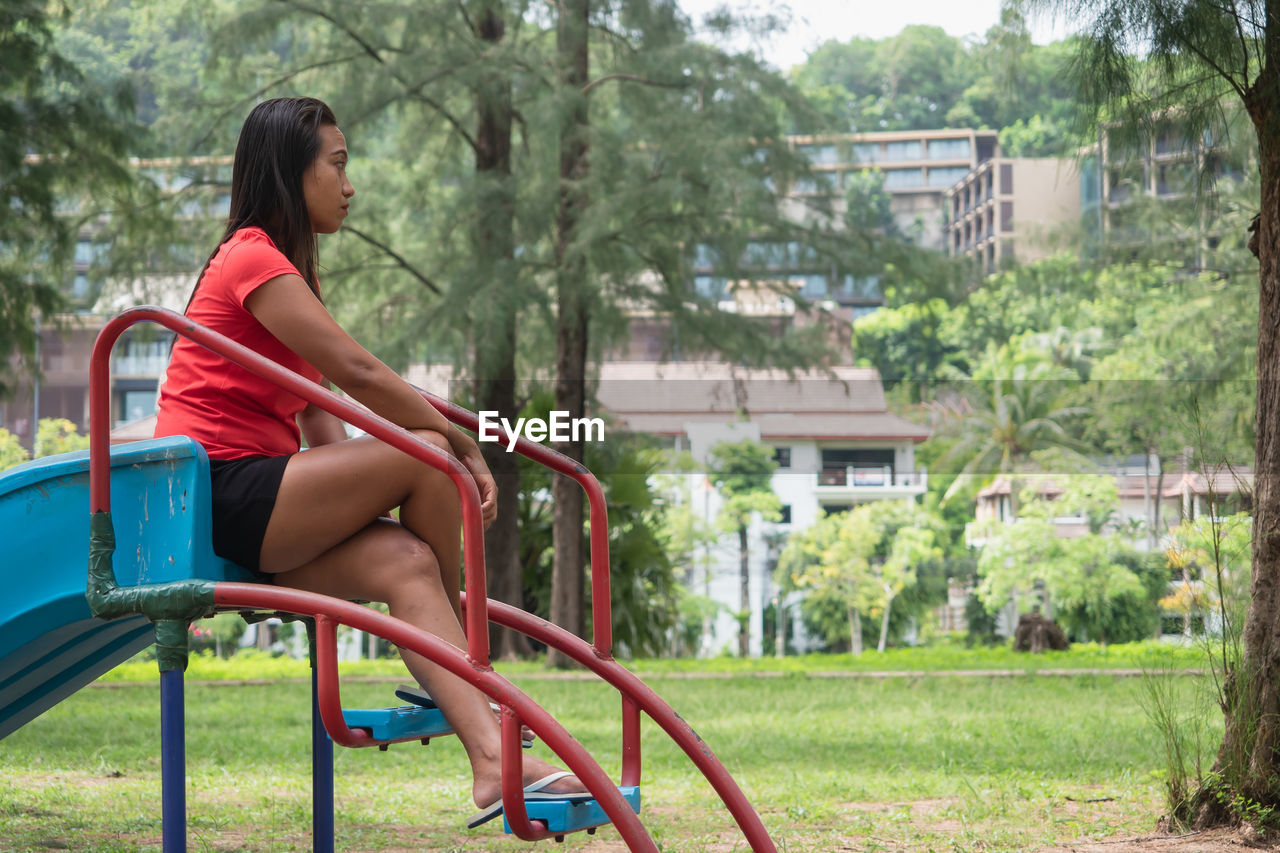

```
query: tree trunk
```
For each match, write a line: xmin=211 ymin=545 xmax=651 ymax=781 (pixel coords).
xmin=1143 ymin=449 xmax=1155 ymax=550
xmin=878 ymin=585 xmax=894 ymax=653
xmin=1153 ymin=461 xmax=1165 ymax=552
xmin=775 ymin=593 xmax=786 ymax=658
xmin=738 ymin=524 xmax=750 ymax=657
xmin=848 ymin=606 xmax=863 ymax=656
xmin=1195 ymin=91 xmax=1280 ymax=826
xmin=547 ymin=0 xmax=591 ymax=668
xmin=472 ymin=1 xmax=531 ymax=659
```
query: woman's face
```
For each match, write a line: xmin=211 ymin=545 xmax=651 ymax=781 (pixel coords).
xmin=303 ymin=124 xmax=354 ymax=234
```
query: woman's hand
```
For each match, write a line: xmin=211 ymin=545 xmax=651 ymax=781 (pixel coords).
xmin=459 ymin=447 xmax=499 ymax=530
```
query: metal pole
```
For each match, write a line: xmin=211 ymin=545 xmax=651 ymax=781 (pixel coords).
xmin=312 ymin=666 xmax=334 ymax=853
xmin=31 ymin=312 xmax=40 ymax=454
xmin=159 ymin=668 xmax=186 ymax=853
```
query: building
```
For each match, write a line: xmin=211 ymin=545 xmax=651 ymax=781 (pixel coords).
xmin=0 ymin=157 xmax=228 ymax=451
xmin=944 ymin=157 xmax=1081 ymax=277
xmin=968 ymin=463 xmax=1254 ymax=551
xmin=594 ymin=361 xmax=931 ymax=656
xmin=616 ymin=128 xmax=1002 ymax=365
xmin=785 ymin=128 xmax=1000 ymax=253
xmin=1079 ymin=119 xmax=1247 ymax=261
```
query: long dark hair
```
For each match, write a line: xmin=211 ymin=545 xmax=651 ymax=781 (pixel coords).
xmin=187 ymin=97 xmax=337 ymax=308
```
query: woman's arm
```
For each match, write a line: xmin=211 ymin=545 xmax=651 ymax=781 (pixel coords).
xmin=246 ymin=273 xmax=462 ymax=443
xmin=297 ymin=399 xmax=349 ymax=448
xmin=246 ymin=272 xmax=498 ymax=525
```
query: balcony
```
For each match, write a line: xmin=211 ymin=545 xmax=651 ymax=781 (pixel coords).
xmin=113 ymin=353 xmax=170 ymax=377
xmin=815 ymin=466 xmax=928 ymax=498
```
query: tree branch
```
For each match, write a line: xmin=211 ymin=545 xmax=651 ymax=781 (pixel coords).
xmin=581 ymin=72 xmax=687 ymax=95
xmin=1149 ymin=1 xmax=1248 ymax=99
xmin=342 ymin=225 xmax=442 ymax=294
xmin=191 ymin=53 xmax=366 ymax=152
xmin=275 ymin=0 xmax=385 ymax=63
xmin=275 ymin=0 xmax=481 ymax=154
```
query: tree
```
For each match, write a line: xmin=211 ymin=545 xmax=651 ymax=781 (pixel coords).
xmin=937 ymin=352 xmax=1091 ymax=508
xmin=706 ymin=438 xmax=780 ymax=657
xmin=547 ymin=0 xmax=591 ymax=668
xmin=1 ymin=0 xmax=139 ymax=395
xmin=0 ymin=428 xmax=29 ymax=472
xmin=779 ymin=500 xmax=942 ymax=653
xmin=971 ymin=472 xmax=1163 ymax=643
xmin=1031 ymin=0 xmax=1278 ymax=821
xmin=34 ymin=417 xmax=89 ymax=458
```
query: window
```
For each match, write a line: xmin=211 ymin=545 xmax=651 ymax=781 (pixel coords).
xmin=882 ymin=169 xmax=923 ymax=189
xmin=999 ymin=163 xmax=1014 ymax=194
xmin=778 ymin=504 xmax=792 ymax=524
xmin=884 ymin=140 xmax=923 ymax=161
xmin=798 ymin=275 xmax=827 ymax=298
xmin=927 ymin=166 xmax=971 ymax=188
xmin=694 ymin=276 xmax=728 ymax=300
xmin=927 ymin=138 xmax=970 ymax=160
xmin=773 ymin=447 xmax=791 ymax=468
xmin=851 ymin=143 xmax=880 ymax=164
xmin=799 ymin=144 xmax=839 ymax=165
xmin=119 ymin=389 xmax=158 ymax=426
xmin=1001 ymin=201 xmax=1014 ymax=232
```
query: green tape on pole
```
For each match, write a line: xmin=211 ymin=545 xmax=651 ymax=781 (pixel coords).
xmin=153 ymin=619 xmax=190 ymax=673
xmin=86 ymin=511 xmax=217 ymax=623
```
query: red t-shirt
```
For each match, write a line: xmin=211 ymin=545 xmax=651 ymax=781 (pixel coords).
xmin=154 ymin=227 xmax=323 ymax=460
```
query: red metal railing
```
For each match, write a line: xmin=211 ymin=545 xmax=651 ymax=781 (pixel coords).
xmin=87 ymin=306 xmax=778 ymax=852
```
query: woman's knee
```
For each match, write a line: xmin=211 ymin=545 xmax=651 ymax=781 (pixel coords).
xmin=387 ymin=535 xmax=442 ymax=585
xmin=408 ymin=429 xmax=452 ymax=457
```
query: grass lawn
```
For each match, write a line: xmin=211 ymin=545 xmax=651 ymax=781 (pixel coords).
xmin=0 ymin=648 xmax=1219 ymax=852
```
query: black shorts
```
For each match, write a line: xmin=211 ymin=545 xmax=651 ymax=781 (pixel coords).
xmin=208 ymin=454 xmax=292 ymax=575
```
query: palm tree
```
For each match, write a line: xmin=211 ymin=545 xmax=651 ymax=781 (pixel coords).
xmin=939 ymin=358 xmax=1091 ymax=514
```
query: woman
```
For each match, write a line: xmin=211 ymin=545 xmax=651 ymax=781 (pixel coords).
xmin=154 ymin=96 xmax=586 ymax=826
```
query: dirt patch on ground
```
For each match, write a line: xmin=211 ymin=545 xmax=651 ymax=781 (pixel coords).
xmin=1036 ymin=827 xmax=1276 ymax=851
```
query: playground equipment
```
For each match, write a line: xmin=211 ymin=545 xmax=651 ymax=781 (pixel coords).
xmin=0 ymin=306 xmax=778 ymax=852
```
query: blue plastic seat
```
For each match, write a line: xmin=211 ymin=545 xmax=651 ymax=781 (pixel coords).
xmin=0 ymin=436 xmax=256 ymax=740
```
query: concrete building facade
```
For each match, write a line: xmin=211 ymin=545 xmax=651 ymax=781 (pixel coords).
xmin=944 ymin=158 xmax=1081 ymax=277
xmin=594 ymin=362 xmax=931 ymax=656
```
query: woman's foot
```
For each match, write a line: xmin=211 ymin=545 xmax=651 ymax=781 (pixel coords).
xmin=472 ymin=755 xmax=588 ymax=809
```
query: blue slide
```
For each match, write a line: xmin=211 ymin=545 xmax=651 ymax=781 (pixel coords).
xmin=0 ymin=437 xmax=256 ymax=740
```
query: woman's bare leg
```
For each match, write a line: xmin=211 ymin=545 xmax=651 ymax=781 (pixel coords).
xmin=256 ymin=432 xmax=582 ymax=807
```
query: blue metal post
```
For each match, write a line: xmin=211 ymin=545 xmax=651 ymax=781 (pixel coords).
xmin=160 ymin=667 xmax=186 ymax=853
xmin=311 ymin=635 xmax=335 ymax=852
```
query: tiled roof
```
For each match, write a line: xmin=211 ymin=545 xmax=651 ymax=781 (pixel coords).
xmin=977 ymin=468 xmax=1254 ymax=499
xmin=593 ymin=363 xmax=929 ymax=441
xmin=407 ymin=361 xmax=931 ymax=443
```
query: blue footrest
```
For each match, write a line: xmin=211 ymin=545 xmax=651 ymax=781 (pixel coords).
xmin=341 ymin=705 xmax=453 ymax=742
xmin=504 ymin=785 xmax=642 ymax=834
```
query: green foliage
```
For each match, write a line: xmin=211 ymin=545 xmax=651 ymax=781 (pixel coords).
xmin=33 ymin=418 xmax=88 ymax=458
xmin=0 ymin=0 xmax=141 ymax=391
xmin=935 ymin=355 xmax=1090 ymax=503
xmin=792 ymin=11 xmax=1082 ymax=148
xmin=973 ymin=475 xmax=1165 ymax=643
xmin=852 ymin=298 xmax=966 ymax=399
xmin=0 ymin=429 xmax=30 ymax=472
xmin=779 ymin=501 xmax=944 ymax=651
xmin=705 ymin=438 xmax=780 ymax=529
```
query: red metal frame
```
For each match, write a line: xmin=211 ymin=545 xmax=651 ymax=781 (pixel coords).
xmin=87 ymin=306 xmax=778 ymax=852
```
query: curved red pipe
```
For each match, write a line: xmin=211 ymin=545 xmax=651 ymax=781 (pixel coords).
xmin=88 ymin=307 xmax=493 ymax=664
xmin=417 ymin=392 xmax=614 ymax=654
xmin=466 ymin=593 xmax=779 ymax=853
xmin=213 ymin=582 xmax=656 ymax=850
